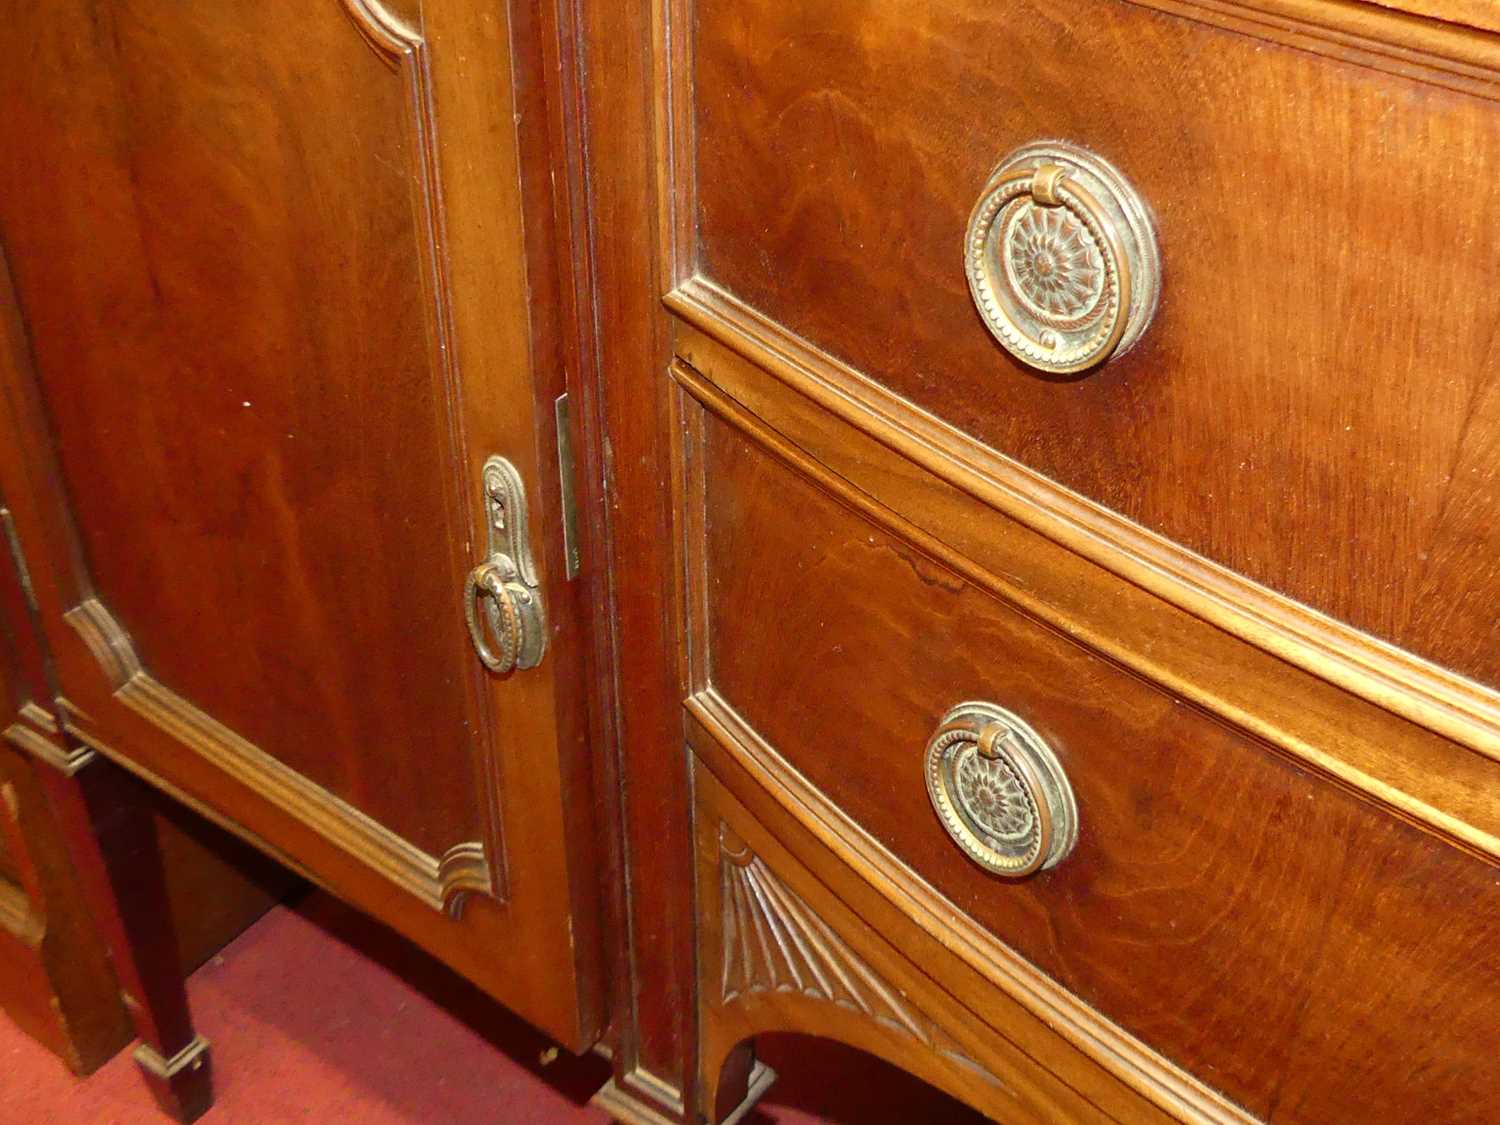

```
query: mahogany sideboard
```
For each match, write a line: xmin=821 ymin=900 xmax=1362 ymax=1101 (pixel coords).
xmin=1 ymin=0 xmax=1496 ymax=1122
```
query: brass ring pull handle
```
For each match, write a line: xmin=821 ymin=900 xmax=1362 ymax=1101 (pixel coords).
xmin=923 ymin=702 xmax=1078 ymax=876
xmin=463 ymin=456 xmax=546 ymax=675
xmin=464 ymin=558 xmax=541 ymax=674
xmin=965 ymin=141 xmax=1160 ymax=375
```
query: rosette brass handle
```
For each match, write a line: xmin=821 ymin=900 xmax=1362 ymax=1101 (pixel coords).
xmin=924 ymin=702 xmax=1078 ymax=877
xmin=464 ymin=456 xmax=546 ymax=675
xmin=965 ymin=141 xmax=1159 ymax=375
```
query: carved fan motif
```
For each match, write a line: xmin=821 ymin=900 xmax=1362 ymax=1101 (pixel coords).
xmin=717 ymin=826 xmax=1000 ymax=1084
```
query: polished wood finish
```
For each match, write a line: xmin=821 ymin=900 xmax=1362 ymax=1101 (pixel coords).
xmin=0 ymin=731 xmax=288 ymax=1079
xmin=1 ymin=481 xmax=286 ymax=1081
xmin=690 ymin=697 xmax=1252 ymax=1125
xmin=574 ymin=0 xmax=1500 ymax=1117
xmin=4 ymin=0 xmax=1498 ymax=1120
xmin=0 ymin=0 xmax=602 ymax=1060
xmin=682 ymin=393 xmax=1500 ymax=1119
xmin=690 ymin=0 xmax=1500 ymax=693
xmin=694 ymin=768 xmax=1117 ymax=1125
xmin=0 ymin=742 xmax=123 ymax=1075
xmin=42 ymin=756 xmax=213 ymax=1123
xmin=668 ymin=325 xmax=1500 ymax=866
xmin=0 ymin=0 xmax=480 ymax=856
xmin=570 ymin=0 xmax=702 ymax=1118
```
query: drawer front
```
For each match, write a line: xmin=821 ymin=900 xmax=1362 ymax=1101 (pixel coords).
xmin=689 ymin=401 xmax=1500 ymax=1122
xmin=690 ymin=0 xmax=1500 ymax=689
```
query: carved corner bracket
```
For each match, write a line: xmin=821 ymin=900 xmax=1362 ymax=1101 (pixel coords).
xmin=339 ymin=0 xmax=423 ymax=62
xmin=65 ymin=599 xmax=142 ymax=691
xmin=437 ymin=841 xmax=493 ymax=918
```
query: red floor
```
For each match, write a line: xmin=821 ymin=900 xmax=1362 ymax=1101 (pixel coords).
xmin=0 ymin=893 xmax=985 ymax=1123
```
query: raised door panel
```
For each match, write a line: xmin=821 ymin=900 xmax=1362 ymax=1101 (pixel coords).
xmin=0 ymin=0 xmax=601 ymax=1046
xmin=1 ymin=0 xmax=482 ymax=857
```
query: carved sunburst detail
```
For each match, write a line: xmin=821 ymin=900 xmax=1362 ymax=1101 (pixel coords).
xmin=954 ymin=752 xmax=1035 ymax=845
xmin=1004 ymin=205 xmax=1104 ymax=320
xmin=717 ymin=825 xmax=1001 ymax=1085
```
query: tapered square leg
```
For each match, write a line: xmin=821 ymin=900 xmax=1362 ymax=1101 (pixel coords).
xmin=37 ymin=750 xmax=213 ymax=1123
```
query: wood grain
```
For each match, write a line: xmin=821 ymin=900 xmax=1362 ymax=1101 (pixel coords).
xmin=690 ymin=0 xmax=1500 ymax=690
xmin=668 ymin=335 xmax=1500 ymax=864
xmin=694 ymin=763 xmax=1189 ymax=1125
xmin=571 ymin=0 xmax=702 ymax=1112
xmin=0 ymin=492 xmax=289 ymax=1079
xmin=0 ymin=0 xmax=480 ymax=856
xmin=0 ymin=741 xmax=125 ymax=1075
xmin=41 ymin=755 xmax=216 ymax=1123
xmin=693 ymin=404 xmax=1500 ymax=1122
xmin=0 ymin=0 xmax=604 ymax=1050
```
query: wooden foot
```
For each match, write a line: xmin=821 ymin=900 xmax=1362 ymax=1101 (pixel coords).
xmin=591 ymin=1077 xmax=682 ymax=1125
xmin=135 ymin=1035 xmax=214 ymax=1122
xmin=712 ymin=1040 xmax=756 ymax=1124
xmin=711 ymin=1042 xmax=776 ymax=1125
xmin=37 ymin=752 xmax=213 ymax=1122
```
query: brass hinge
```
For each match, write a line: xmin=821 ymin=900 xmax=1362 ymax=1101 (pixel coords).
xmin=554 ymin=392 xmax=581 ymax=581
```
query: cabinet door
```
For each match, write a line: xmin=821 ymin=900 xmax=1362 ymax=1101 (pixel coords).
xmin=0 ymin=0 xmax=601 ymax=1046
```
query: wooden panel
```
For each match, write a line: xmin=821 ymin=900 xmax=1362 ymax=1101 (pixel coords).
xmin=0 ymin=741 xmax=127 ymax=1075
xmin=0 ymin=0 xmax=603 ymax=1049
xmin=0 ymin=0 xmax=478 ymax=855
xmin=0 ymin=492 xmax=122 ymax=1074
xmin=571 ymin=0 xmax=702 ymax=1110
xmin=691 ymin=0 xmax=1500 ymax=689
xmin=696 ymin=407 xmax=1500 ymax=1122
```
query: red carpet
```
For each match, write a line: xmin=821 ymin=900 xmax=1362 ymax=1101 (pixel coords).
xmin=0 ymin=893 xmax=983 ymax=1123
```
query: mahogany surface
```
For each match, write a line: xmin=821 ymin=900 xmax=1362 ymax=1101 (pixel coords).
xmin=692 ymin=767 xmax=1115 ymax=1125
xmin=697 ymin=408 xmax=1500 ymax=1120
xmin=575 ymin=0 xmax=1500 ymax=1116
xmin=1 ymin=456 xmax=288 ymax=1080
xmin=0 ymin=739 xmax=124 ymax=1074
xmin=691 ymin=0 xmax=1500 ymax=689
xmin=574 ymin=0 xmax=703 ymax=1108
xmin=0 ymin=0 xmax=603 ymax=1056
xmin=0 ymin=0 xmax=480 ymax=853
xmin=0 ymin=739 xmax=290 ymax=1076
xmin=4 ymin=0 xmax=1499 ymax=1120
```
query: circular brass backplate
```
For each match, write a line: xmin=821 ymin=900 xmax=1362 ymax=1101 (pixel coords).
xmin=923 ymin=701 xmax=1079 ymax=877
xmin=966 ymin=140 xmax=1160 ymax=375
